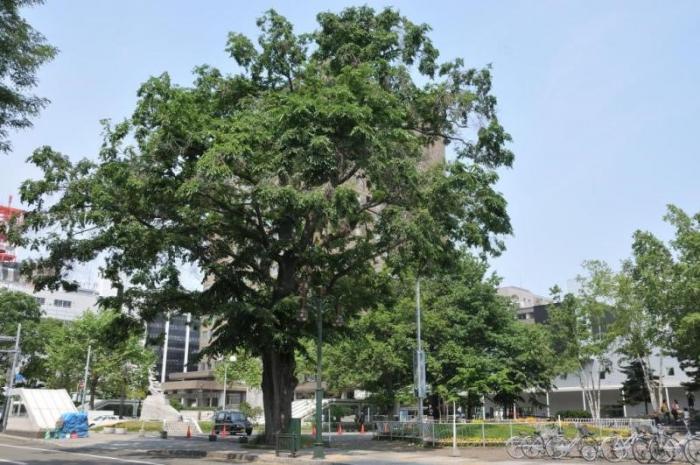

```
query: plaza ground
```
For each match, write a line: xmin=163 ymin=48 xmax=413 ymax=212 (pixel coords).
xmin=0 ymin=431 xmax=637 ymax=465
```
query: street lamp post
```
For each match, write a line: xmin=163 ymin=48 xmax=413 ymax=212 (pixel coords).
xmin=221 ymin=355 xmax=236 ymax=409
xmin=313 ymin=295 xmax=325 ymax=459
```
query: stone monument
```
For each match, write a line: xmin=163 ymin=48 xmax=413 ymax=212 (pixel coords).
xmin=139 ymin=370 xmax=182 ymax=423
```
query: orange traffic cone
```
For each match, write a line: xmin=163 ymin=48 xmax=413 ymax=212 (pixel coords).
xmin=360 ymin=423 xmax=365 ymax=434
xmin=186 ymin=425 xmax=191 ymax=439
xmin=337 ymin=423 xmax=343 ymax=435
xmin=312 ymin=424 xmax=317 ymax=436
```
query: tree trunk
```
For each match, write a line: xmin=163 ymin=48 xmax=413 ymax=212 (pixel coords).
xmin=261 ymin=346 xmax=297 ymax=444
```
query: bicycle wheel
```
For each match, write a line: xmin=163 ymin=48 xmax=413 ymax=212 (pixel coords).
xmin=632 ymin=437 xmax=652 ymax=464
xmin=545 ymin=436 xmax=569 ymax=459
xmin=579 ymin=436 xmax=599 ymax=462
xmin=601 ymin=436 xmax=628 ymax=462
xmin=523 ymin=436 xmax=545 ymax=459
xmin=685 ymin=437 xmax=700 ymax=464
xmin=649 ymin=437 xmax=678 ymax=464
xmin=505 ymin=436 xmax=525 ymax=459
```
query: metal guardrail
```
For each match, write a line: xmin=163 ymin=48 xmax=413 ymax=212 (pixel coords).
xmin=373 ymin=418 xmax=655 ymax=447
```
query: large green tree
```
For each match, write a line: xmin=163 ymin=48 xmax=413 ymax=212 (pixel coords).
xmin=43 ymin=309 xmax=155 ymax=408
xmin=17 ymin=7 xmax=513 ymax=440
xmin=324 ymin=256 xmax=554 ymax=416
xmin=0 ymin=0 xmax=57 ymax=152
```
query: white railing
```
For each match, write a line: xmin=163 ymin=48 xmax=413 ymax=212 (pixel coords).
xmin=373 ymin=418 xmax=654 ymax=447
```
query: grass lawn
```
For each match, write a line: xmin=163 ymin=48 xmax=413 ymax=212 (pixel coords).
xmin=93 ymin=420 xmax=163 ymax=433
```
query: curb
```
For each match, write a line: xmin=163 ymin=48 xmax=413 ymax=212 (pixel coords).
xmin=146 ymin=449 xmax=208 ymax=458
xmin=209 ymin=450 xmax=351 ymax=465
xmin=144 ymin=449 xmax=351 ymax=465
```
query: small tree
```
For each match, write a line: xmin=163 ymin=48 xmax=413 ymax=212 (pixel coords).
xmin=619 ymin=358 xmax=657 ymax=415
xmin=548 ymin=261 xmax=620 ymax=419
xmin=44 ymin=309 xmax=155 ymax=408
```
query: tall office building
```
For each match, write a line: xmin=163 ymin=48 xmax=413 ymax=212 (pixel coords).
xmin=146 ymin=313 xmax=200 ymax=383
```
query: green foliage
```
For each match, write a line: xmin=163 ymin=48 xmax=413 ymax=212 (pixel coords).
xmin=169 ymin=397 xmax=183 ymax=411
xmin=238 ymin=400 xmax=263 ymax=421
xmin=627 ymin=206 xmax=700 ymax=384
xmin=43 ymin=309 xmax=156 ymax=406
xmin=0 ymin=288 xmax=42 ymax=333
xmin=619 ymin=358 xmax=655 ymax=414
xmin=324 ymin=255 xmax=554 ymax=413
xmin=556 ymin=410 xmax=592 ymax=419
xmin=329 ymin=404 xmax=353 ymax=422
xmin=0 ymin=0 xmax=57 ymax=152
xmin=213 ymin=350 xmax=263 ymax=388
xmin=16 ymin=6 xmax=513 ymax=439
xmin=547 ymin=261 xmax=621 ymax=418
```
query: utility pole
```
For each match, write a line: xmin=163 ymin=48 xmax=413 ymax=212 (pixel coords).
xmin=313 ymin=296 xmax=325 ymax=459
xmin=1 ymin=324 xmax=21 ymax=432
xmin=415 ymin=279 xmax=425 ymax=433
xmin=221 ymin=355 xmax=236 ymax=409
xmin=81 ymin=344 xmax=91 ymax=411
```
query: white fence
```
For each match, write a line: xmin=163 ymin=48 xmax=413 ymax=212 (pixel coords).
xmin=373 ymin=418 xmax=654 ymax=447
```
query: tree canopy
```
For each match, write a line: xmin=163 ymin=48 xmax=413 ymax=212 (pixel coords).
xmin=324 ymin=255 xmax=554 ymax=415
xmin=42 ymin=309 xmax=155 ymax=408
xmin=0 ymin=0 xmax=57 ymax=152
xmin=16 ymin=7 xmax=513 ymax=440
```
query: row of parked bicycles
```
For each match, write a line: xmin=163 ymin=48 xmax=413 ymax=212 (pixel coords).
xmin=505 ymin=421 xmax=700 ymax=463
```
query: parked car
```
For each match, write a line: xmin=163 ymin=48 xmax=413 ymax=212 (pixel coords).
xmin=89 ymin=415 xmax=120 ymax=428
xmin=213 ymin=410 xmax=253 ymax=436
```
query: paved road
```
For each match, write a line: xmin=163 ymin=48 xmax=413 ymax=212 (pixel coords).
xmin=0 ymin=436 xmax=224 ymax=465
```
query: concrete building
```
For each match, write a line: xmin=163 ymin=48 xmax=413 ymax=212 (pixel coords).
xmin=0 ymin=262 xmax=99 ymax=321
xmin=499 ymin=286 xmax=699 ymax=418
xmin=497 ymin=286 xmax=551 ymax=310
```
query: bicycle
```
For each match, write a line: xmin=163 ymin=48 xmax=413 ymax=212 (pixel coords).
xmin=600 ymin=425 xmax=644 ymax=462
xmin=522 ymin=424 xmax=562 ymax=459
xmin=505 ymin=432 xmax=528 ymax=459
xmin=679 ymin=419 xmax=700 ymax=464
xmin=627 ymin=423 xmax=664 ymax=464
xmin=648 ymin=423 xmax=682 ymax=464
xmin=545 ymin=424 xmax=599 ymax=461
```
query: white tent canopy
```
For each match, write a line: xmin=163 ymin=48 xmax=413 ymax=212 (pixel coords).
xmin=5 ymin=388 xmax=76 ymax=435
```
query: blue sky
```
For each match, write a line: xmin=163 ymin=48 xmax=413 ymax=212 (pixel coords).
xmin=5 ymin=0 xmax=699 ymax=296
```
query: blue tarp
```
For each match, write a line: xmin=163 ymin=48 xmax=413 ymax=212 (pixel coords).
xmin=58 ymin=412 xmax=89 ymax=438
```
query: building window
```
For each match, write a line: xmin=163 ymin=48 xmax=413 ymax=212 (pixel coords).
xmin=667 ymin=367 xmax=675 ymax=376
xmin=35 ymin=297 xmax=45 ymax=305
xmin=53 ymin=299 xmax=72 ymax=308
xmin=600 ymin=371 xmax=606 ymax=380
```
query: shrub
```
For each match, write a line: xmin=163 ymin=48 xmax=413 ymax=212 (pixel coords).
xmin=169 ymin=398 xmax=183 ymax=411
xmin=556 ymin=409 xmax=592 ymax=419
